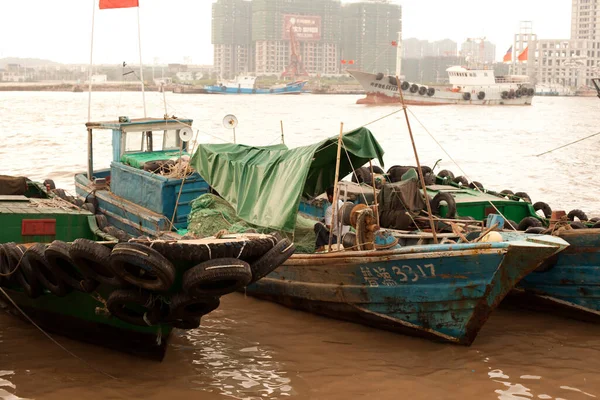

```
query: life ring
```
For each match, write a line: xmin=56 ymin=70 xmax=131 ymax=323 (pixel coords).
xmin=418 ymin=86 xmax=427 ymax=95
xmin=409 ymin=84 xmax=419 ymax=93
xmin=376 ymin=72 xmax=384 ymax=81
xmin=427 ymin=87 xmax=435 ymax=96
xmin=249 ymin=238 xmax=295 ymax=284
xmin=69 ymin=238 xmax=126 ymax=287
xmin=401 ymin=81 xmax=410 ymax=91
xmin=517 ymin=217 xmax=543 ymax=231
xmin=389 ymin=76 xmax=398 ymax=86
xmin=109 ymin=243 xmax=176 ymax=291
xmin=533 ymin=202 xmax=552 ymax=218
xmin=107 ymin=289 xmax=162 ymax=327
xmin=462 ymin=92 xmax=471 ymax=101
xmin=567 ymin=209 xmax=588 ymax=221
xmin=431 ymin=192 xmax=457 ymax=218
xmin=45 ymin=240 xmax=98 ymax=293
xmin=183 ymin=258 xmax=252 ymax=297
xmin=501 ymin=91 xmax=509 ymax=99
xmin=477 ymin=91 xmax=485 ymax=100
xmin=24 ymin=243 xmax=69 ymax=297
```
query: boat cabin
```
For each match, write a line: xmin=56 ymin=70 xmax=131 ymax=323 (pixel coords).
xmin=76 ymin=117 xmax=210 ymax=235
xmin=446 ymin=66 xmax=530 ymax=88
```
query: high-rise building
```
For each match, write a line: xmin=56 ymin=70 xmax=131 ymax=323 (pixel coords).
xmin=341 ymin=1 xmax=402 ymax=74
xmin=212 ymin=0 xmax=253 ymax=79
xmin=571 ymin=0 xmax=600 ymax=40
xmin=252 ymin=0 xmax=342 ymax=76
xmin=402 ymin=38 xmax=457 ymax=59
xmin=460 ymin=39 xmax=496 ymax=64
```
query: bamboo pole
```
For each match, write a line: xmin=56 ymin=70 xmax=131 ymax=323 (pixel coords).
xmin=280 ymin=120 xmax=285 ymax=144
xmin=396 ymin=76 xmax=438 ymax=244
xmin=369 ymin=160 xmax=380 ymax=226
xmin=328 ymin=122 xmax=344 ymax=252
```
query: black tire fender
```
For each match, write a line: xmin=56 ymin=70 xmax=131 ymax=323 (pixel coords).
xmin=69 ymin=238 xmax=126 ymax=287
xmin=518 ymin=217 xmax=543 ymax=231
xmin=107 ymin=289 xmax=162 ymax=327
xmin=590 ymin=217 xmax=600 ymax=223
xmin=514 ymin=192 xmax=532 ymax=203
xmin=410 ymin=84 xmax=419 ymax=93
xmin=427 ymin=87 xmax=435 ymax=96
xmin=453 ymin=176 xmax=469 ymax=186
xmin=95 ymin=214 xmax=108 ymax=230
xmin=593 ymin=221 xmax=600 ymax=228
xmin=469 ymin=181 xmax=484 ymax=190
xmin=249 ymin=238 xmax=296 ymax=284
xmin=401 ymin=81 xmax=410 ymax=90
xmin=430 ymin=192 xmax=457 ymax=218
xmin=500 ymin=189 xmax=514 ymax=198
xmin=418 ymin=86 xmax=427 ymax=95
xmin=533 ymin=202 xmax=552 ymax=219
xmin=43 ymin=179 xmax=56 ymax=190
xmin=183 ymin=258 xmax=252 ymax=297
xmin=81 ymin=203 xmax=96 ymax=214
xmin=567 ymin=209 xmax=588 ymax=222
xmin=438 ymin=169 xmax=455 ymax=180
xmin=109 ymin=243 xmax=176 ymax=291
xmin=45 ymin=241 xmax=98 ymax=293
xmin=351 ymin=167 xmax=372 ymax=184
xmin=505 ymin=220 xmax=519 ymax=230
xmin=25 ymin=243 xmax=69 ymax=297
xmin=477 ymin=91 xmax=485 ymax=100
xmin=570 ymin=221 xmax=587 ymax=229
xmin=525 ymin=227 xmax=546 ymax=234
xmin=376 ymin=72 xmax=384 ymax=80
xmin=388 ymin=76 xmax=397 ymax=86
xmin=463 ymin=92 xmax=471 ymax=101
xmin=167 ymin=293 xmax=220 ymax=320
xmin=8 ymin=245 xmax=42 ymax=298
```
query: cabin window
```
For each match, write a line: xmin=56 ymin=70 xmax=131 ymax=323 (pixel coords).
xmin=151 ymin=130 xmax=179 ymax=151
xmin=125 ymin=132 xmax=145 ymax=152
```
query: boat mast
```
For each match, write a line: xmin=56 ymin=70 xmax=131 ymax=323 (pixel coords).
xmin=136 ymin=6 xmax=147 ymax=117
xmin=395 ymin=30 xmax=402 ymax=78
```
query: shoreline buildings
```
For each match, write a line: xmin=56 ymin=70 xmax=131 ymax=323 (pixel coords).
xmin=211 ymin=0 xmax=402 ymax=79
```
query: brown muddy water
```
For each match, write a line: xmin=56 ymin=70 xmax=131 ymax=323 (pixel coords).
xmin=0 ymin=92 xmax=600 ymax=399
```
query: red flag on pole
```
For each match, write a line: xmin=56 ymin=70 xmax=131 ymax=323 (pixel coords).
xmin=341 ymin=60 xmax=347 ymax=64
xmin=503 ymin=46 xmax=512 ymax=62
xmin=99 ymin=0 xmax=139 ymax=9
xmin=517 ymin=47 xmax=528 ymax=62
xmin=348 ymin=60 xmax=355 ymax=65
xmin=391 ymin=41 xmax=398 ymax=47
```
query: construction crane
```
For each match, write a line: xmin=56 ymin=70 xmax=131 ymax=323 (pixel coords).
xmin=466 ymin=37 xmax=486 ymax=64
xmin=282 ymin=21 xmax=308 ymax=79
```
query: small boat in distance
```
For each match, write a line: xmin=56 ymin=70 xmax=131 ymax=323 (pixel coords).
xmin=205 ymin=75 xmax=307 ymax=95
xmin=350 ymin=67 xmax=535 ymax=105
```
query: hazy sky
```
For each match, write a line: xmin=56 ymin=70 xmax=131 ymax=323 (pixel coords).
xmin=0 ymin=0 xmax=571 ymax=65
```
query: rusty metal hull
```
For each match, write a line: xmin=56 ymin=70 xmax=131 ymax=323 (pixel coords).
xmin=246 ymin=237 xmax=566 ymax=345
xmin=515 ymin=229 xmax=600 ymax=320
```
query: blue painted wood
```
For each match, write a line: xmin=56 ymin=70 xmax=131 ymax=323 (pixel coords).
xmin=246 ymin=238 xmax=565 ymax=344
xmin=517 ymin=229 xmax=600 ymax=318
xmin=205 ymin=81 xmax=306 ymax=95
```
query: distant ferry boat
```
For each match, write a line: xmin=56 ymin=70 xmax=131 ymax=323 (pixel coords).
xmin=349 ymin=67 xmax=535 ymax=105
xmin=205 ymin=75 xmax=307 ymax=95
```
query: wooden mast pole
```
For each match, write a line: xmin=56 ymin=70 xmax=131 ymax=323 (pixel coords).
xmin=328 ymin=122 xmax=344 ymax=252
xmin=396 ymin=76 xmax=438 ymax=244
xmin=280 ymin=120 xmax=285 ymax=144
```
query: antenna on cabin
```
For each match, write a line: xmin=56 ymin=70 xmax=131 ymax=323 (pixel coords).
xmin=223 ymin=114 xmax=239 ymax=144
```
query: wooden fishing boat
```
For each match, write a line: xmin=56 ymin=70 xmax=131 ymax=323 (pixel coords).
xmin=188 ymin=128 xmax=569 ymax=345
xmin=0 ymin=175 xmax=290 ymax=360
xmin=352 ymin=166 xmax=600 ymax=322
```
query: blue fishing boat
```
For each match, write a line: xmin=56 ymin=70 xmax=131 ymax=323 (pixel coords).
xmin=354 ymin=166 xmax=600 ymax=323
xmin=205 ymin=75 xmax=307 ymax=95
xmin=189 ymin=128 xmax=569 ymax=345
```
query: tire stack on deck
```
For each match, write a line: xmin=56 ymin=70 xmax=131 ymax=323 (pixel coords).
xmin=0 ymin=235 xmax=295 ymax=330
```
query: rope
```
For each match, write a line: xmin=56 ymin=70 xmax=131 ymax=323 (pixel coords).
xmin=407 ymin=108 xmax=516 ymax=230
xmin=0 ymin=287 xmax=117 ymax=380
xmin=0 ymin=246 xmax=29 ymax=277
xmin=535 ymin=130 xmax=600 ymax=157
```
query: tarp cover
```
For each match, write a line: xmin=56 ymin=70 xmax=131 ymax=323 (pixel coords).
xmin=191 ymin=127 xmax=384 ymax=232
xmin=0 ymin=175 xmax=28 ymax=196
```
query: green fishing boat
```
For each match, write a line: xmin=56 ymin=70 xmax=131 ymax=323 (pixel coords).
xmin=0 ymin=175 xmax=290 ymax=360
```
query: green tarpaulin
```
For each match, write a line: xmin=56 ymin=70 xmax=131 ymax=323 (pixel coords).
xmin=191 ymin=127 xmax=385 ymax=232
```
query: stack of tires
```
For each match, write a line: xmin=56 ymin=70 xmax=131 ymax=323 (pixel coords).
xmin=0 ymin=235 xmax=295 ymax=330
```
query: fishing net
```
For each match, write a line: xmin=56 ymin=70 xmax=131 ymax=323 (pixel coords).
xmin=187 ymin=194 xmax=317 ymax=253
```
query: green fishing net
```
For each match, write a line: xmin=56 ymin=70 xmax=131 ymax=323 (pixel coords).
xmin=187 ymin=194 xmax=317 ymax=253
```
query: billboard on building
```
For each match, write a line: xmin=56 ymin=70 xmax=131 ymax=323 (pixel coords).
xmin=283 ymin=15 xmax=322 ymax=41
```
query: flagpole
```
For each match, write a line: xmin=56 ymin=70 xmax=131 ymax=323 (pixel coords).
xmin=87 ymin=0 xmax=96 ymax=122
xmin=137 ymin=6 xmax=147 ymax=118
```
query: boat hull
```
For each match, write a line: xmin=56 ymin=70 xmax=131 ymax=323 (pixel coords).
xmin=1 ymin=285 xmax=171 ymax=361
xmin=512 ymin=229 xmax=600 ymax=321
xmin=246 ymin=238 xmax=565 ymax=345
xmin=349 ymin=70 xmax=534 ymax=106
xmin=204 ymin=81 xmax=306 ymax=95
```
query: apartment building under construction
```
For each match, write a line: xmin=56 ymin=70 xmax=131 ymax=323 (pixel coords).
xmin=211 ymin=0 xmax=402 ymax=78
